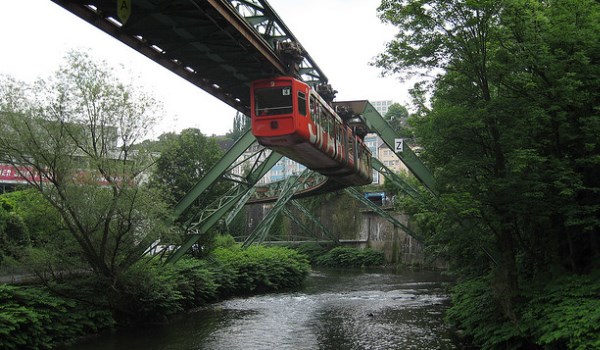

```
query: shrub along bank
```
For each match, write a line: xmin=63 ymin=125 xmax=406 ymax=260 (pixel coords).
xmin=0 ymin=243 xmax=310 ymax=350
xmin=446 ymin=271 xmax=600 ymax=350
xmin=295 ymin=244 xmax=385 ymax=268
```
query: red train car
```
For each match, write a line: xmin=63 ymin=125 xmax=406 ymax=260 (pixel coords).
xmin=251 ymin=76 xmax=372 ymax=186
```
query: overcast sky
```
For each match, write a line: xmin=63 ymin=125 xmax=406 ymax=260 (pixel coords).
xmin=0 ymin=0 xmax=408 ymax=137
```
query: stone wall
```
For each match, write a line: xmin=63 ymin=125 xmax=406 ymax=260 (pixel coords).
xmin=242 ymin=198 xmax=445 ymax=268
xmin=359 ymin=210 xmax=425 ymax=266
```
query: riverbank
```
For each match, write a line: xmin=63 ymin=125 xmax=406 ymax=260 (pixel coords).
xmin=0 ymin=244 xmax=310 ymax=350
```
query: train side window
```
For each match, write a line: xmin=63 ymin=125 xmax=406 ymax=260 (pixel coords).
xmin=314 ymin=105 xmax=321 ymax=126
xmin=310 ymin=96 xmax=318 ymax=118
xmin=297 ymin=91 xmax=307 ymax=116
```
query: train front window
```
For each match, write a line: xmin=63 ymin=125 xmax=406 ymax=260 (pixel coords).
xmin=254 ymin=86 xmax=293 ymax=116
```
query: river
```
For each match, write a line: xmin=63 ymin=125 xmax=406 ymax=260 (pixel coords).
xmin=63 ymin=269 xmax=459 ymax=350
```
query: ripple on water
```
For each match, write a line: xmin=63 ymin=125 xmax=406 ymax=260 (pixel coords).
xmin=61 ymin=269 xmax=458 ymax=350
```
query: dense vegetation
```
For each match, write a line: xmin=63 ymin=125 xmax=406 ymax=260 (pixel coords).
xmin=0 ymin=51 xmax=173 ymax=282
xmin=375 ymin=0 xmax=600 ymax=348
xmin=296 ymin=244 xmax=385 ymax=268
xmin=0 ymin=51 xmax=312 ymax=349
xmin=0 ymin=240 xmax=310 ymax=350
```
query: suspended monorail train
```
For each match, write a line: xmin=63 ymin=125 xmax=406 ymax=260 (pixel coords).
xmin=251 ymin=76 xmax=372 ymax=186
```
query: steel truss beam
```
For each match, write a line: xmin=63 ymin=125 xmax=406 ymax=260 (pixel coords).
xmin=344 ymin=187 xmax=423 ymax=243
xmin=174 ymin=129 xmax=255 ymax=217
xmin=165 ymin=129 xmax=283 ymax=263
xmin=242 ymin=168 xmax=315 ymax=247
xmin=371 ymin=158 xmax=422 ymax=201
xmin=288 ymin=200 xmax=338 ymax=244
xmin=334 ymin=101 xmax=436 ymax=193
xmin=226 ymin=0 xmax=327 ymax=86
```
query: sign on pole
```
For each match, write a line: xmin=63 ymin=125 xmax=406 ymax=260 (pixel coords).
xmin=394 ymin=138 xmax=404 ymax=153
xmin=118 ymin=0 xmax=131 ymax=24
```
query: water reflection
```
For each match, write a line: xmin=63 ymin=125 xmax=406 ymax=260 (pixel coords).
xmin=63 ymin=269 xmax=457 ymax=350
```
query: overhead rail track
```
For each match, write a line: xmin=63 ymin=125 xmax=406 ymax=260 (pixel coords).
xmin=51 ymin=0 xmax=328 ymax=115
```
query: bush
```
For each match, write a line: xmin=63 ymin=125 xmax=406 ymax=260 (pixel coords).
xmin=314 ymin=246 xmax=384 ymax=267
xmin=445 ymin=277 xmax=528 ymax=349
xmin=212 ymin=245 xmax=310 ymax=295
xmin=294 ymin=243 xmax=329 ymax=264
xmin=521 ymin=271 xmax=600 ymax=350
xmin=0 ymin=245 xmax=312 ymax=348
xmin=446 ymin=271 xmax=600 ymax=350
xmin=111 ymin=261 xmax=185 ymax=324
xmin=213 ymin=233 xmax=237 ymax=249
xmin=0 ymin=284 xmax=114 ymax=350
xmin=171 ymin=258 xmax=219 ymax=307
xmin=110 ymin=257 xmax=222 ymax=323
xmin=0 ymin=202 xmax=30 ymax=265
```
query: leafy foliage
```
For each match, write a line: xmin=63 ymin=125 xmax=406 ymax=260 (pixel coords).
xmin=447 ymin=272 xmax=600 ymax=350
xmin=0 ymin=200 xmax=30 ymax=265
xmin=521 ymin=272 xmax=600 ymax=350
xmin=0 ymin=190 xmax=62 ymax=247
xmin=212 ymin=244 xmax=310 ymax=295
xmin=226 ymin=111 xmax=250 ymax=141
xmin=384 ymin=103 xmax=411 ymax=137
xmin=0 ymin=50 xmax=173 ymax=280
xmin=293 ymin=243 xmax=330 ymax=264
xmin=149 ymin=128 xmax=229 ymax=255
xmin=0 ymin=284 xmax=114 ymax=350
xmin=150 ymin=128 xmax=225 ymax=205
xmin=376 ymin=0 xmax=600 ymax=348
xmin=314 ymin=246 xmax=385 ymax=268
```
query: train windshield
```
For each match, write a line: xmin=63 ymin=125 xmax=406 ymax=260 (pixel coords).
xmin=254 ymin=86 xmax=293 ymax=116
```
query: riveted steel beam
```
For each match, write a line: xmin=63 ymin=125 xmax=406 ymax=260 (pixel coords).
xmin=344 ymin=187 xmax=423 ymax=243
xmin=334 ymin=101 xmax=436 ymax=194
xmin=174 ymin=129 xmax=255 ymax=218
xmin=371 ymin=158 xmax=422 ymax=200
xmin=289 ymin=200 xmax=339 ymax=244
xmin=242 ymin=168 xmax=314 ymax=247
xmin=166 ymin=150 xmax=283 ymax=263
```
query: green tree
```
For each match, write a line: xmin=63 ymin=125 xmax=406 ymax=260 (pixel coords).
xmin=1 ymin=189 xmax=62 ymax=247
xmin=375 ymin=0 xmax=600 ymax=334
xmin=0 ymin=198 xmax=30 ymax=265
xmin=150 ymin=128 xmax=230 ymax=256
xmin=0 ymin=50 xmax=173 ymax=281
xmin=384 ymin=102 xmax=409 ymax=136
xmin=151 ymin=128 xmax=225 ymax=206
xmin=226 ymin=111 xmax=250 ymax=141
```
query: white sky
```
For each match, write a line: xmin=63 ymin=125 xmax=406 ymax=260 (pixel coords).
xmin=0 ymin=0 xmax=409 ymax=137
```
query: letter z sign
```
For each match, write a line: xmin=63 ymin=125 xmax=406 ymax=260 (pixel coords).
xmin=394 ymin=138 xmax=404 ymax=153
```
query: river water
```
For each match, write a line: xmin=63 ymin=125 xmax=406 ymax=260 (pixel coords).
xmin=64 ymin=269 xmax=459 ymax=350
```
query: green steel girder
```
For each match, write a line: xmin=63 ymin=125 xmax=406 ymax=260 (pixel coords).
xmin=364 ymin=104 xmax=436 ymax=193
xmin=288 ymin=200 xmax=339 ymax=244
xmin=167 ymin=185 xmax=250 ymax=263
xmin=242 ymin=168 xmax=314 ymax=247
xmin=225 ymin=187 xmax=257 ymax=227
xmin=334 ymin=101 xmax=436 ymax=193
xmin=281 ymin=207 xmax=318 ymax=242
xmin=166 ymin=149 xmax=283 ymax=263
xmin=174 ymin=130 xmax=255 ymax=218
xmin=344 ymin=187 xmax=423 ymax=243
xmin=371 ymin=158 xmax=422 ymax=200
